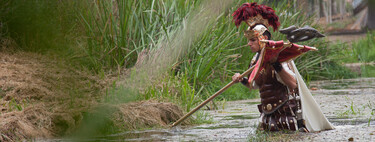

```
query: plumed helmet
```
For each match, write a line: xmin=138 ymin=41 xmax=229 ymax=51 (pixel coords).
xmin=232 ymin=2 xmax=280 ymax=40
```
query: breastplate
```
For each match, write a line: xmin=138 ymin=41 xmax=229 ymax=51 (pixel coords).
xmin=255 ymin=65 xmax=289 ymax=114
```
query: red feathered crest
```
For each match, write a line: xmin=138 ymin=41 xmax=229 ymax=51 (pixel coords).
xmin=232 ymin=2 xmax=280 ymax=31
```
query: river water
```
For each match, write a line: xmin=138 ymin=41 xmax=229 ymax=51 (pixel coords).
xmin=91 ymin=77 xmax=375 ymax=141
xmin=46 ymin=76 xmax=375 ymax=141
xmin=100 ymin=99 xmax=261 ymax=141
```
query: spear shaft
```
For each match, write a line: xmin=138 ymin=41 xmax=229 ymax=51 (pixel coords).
xmin=170 ymin=65 xmax=256 ymax=127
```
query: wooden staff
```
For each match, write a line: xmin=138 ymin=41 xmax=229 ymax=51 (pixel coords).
xmin=170 ymin=65 xmax=256 ymax=127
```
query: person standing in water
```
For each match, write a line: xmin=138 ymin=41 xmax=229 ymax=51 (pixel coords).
xmin=231 ymin=2 xmax=334 ymax=132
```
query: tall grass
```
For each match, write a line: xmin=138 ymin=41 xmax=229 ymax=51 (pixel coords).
xmin=81 ymin=0 xmax=236 ymax=111
xmin=2 ymin=0 xmax=349 ymax=104
xmin=0 ymin=0 xmax=10 ymax=39
xmin=338 ymin=31 xmax=375 ymax=63
xmin=316 ymin=31 xmax=375 ymax=79
xmin=143 ymin=72 xmax=202 ymax=112
xmin=352 ymin=31 xmax=375 ymax=63
xmin=78 ymin=0 xmax=200 ymax=72
xmin=92 ymin=0 xmax=345 ymax=107
xmin=4 ymin=0 xmax=79 ymax=55
xmin=269 ymin=1 xmax=341 ymax=81
xmin=318 ymin=30 xmax=375 ymax=78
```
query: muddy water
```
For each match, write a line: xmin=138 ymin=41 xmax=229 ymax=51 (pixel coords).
xmin=100 ymin=78 xmax=375 ymax=141
xmin=97 ymin=99 xmax=261 ymax=141
xmin=302 ymin=77 xmax=375 ymax=141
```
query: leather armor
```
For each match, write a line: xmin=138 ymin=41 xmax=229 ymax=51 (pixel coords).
xmin=255 ymin=65 xmax=293 ymax=114
xmin=254 ymin=64 xmax=301 ymax=131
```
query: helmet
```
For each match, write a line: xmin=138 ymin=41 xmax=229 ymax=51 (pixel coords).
xmin=232 ymin=2 xmax=280 ymax=44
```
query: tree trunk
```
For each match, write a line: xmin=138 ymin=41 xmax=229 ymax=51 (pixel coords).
xmin=328 ymin=0 xmax=332 ymax=23
xmin=324 ymin=0 xmax=331 ymax=24
xmin=369 ymin=0 xmax=375 ymax=29
xmin=339 ymin=0 xmax=344 ymax=20
xmin=331 ymin=0 xmax=342 ymax=15
xmin=315 ymin=0 xmax=320 ymax=19
xmin=294 ymin=0 xmax=297 ymax=14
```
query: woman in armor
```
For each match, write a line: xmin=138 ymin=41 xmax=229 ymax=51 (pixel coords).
xmin=231 ymin=2 xmax=334 ymax=132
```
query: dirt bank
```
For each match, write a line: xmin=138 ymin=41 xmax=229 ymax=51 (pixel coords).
xmin=0 ymin=51 xmax=185 ymax=141
xmin=0 ymin=51 xmax=105 ymax=141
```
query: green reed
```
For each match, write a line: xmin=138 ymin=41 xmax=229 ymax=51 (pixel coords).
xmin=319 ymin=31 xmax=375 ymax=79
xmin=337 ymin=31 xmax=375 ymax=63
xmin=352 ymin=31 xmax=375 ymax=63
xmin=143 ymin=72 xmax=202 ymax=112
xmin=101 ymin=0 xmax=344 ymax=107
xmin=3 ymin=0 xmax=78 ymax=55
xmin=78 ymin=0 xmax=199 ymax=72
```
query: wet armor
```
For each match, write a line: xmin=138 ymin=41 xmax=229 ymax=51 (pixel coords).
xmin=253 ymin=64 xmax=305 ymax=131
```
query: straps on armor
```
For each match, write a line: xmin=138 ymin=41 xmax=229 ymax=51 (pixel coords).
xmin=258 ymin=88 xmax=308 ymax=131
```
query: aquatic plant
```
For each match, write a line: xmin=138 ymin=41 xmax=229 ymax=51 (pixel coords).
xmin=352 ymin=31 xmax=375 ymax=63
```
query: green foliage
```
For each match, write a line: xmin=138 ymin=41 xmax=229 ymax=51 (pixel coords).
xmin=309 ymin=61 xmax=357 ymax=80
xmin=78 ymin=0 xmax=200 ymax=71
xmin=0 ymin=88 xmax=4 ymax=99
xmin=104 ymin=86 xmax=140 ymax=104
xmin=4 ymin=0 xmax=78 ymax=55
xmin=338 ymin=31 xmax=375 ymax=63
xmin=351 ymin=31 xmax=375 ymax=63
xmin=204 ymin=79 xmax=258 ymax=101
xmin=360 ymin=65 xmax=375 ymax=77
xmin=190 ymin=111 xmax=214 ymax=124
xmin=179 ymin=12 xmax=245 ymax=87
xmin=72 ymin=106 xmax=118 ymax=138
xmin=102 ymin=79 xmax=140 ymax=104
xmin=248 ymin=130 xmax=272 ymax=142
xmin=337 ymin=97 xmax=373 ymax=118
xmin=0 ymin=0 xmax=10 ymax=38
xmin=247 ymin=127 xmax=297 ymax=142
xmin=8 ymin=97 xmax=24 ymax=111
xmin=324 ymin=31 xmax=375 ymax=78
xmin=368 ymin=101 xmax=375 ymax=126
xmin=328 ymin=41 xmax=354 ymax=63
xmin=143 ymin=72 xmax=202 ymax=112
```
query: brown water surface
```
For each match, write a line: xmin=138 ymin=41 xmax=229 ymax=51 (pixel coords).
xmin=97 ymin=78 xmax=375 ymax=141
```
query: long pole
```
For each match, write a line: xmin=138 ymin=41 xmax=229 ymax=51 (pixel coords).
xmin=170 ymin=65 xmax=256 ymax=127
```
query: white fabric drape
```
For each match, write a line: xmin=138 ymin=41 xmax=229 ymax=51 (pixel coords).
xmin=291 ymin=60 xmax=335 ymax=132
